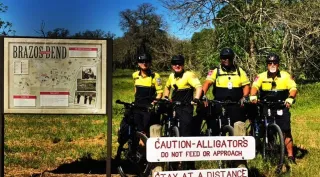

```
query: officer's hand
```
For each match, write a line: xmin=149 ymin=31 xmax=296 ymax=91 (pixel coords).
xmin=202 ymin=95 xmax=209 ymax=107
xmin=240 ymin=96 xmax=249 ymax=107
xmin=285 ymin=97 xmax=294 ymax=108
xmin=152 ymin=98 xmax=160 ymax=105
xmin=250 ymin=96 xmax=258 ymax=104
xmin=162 ymin=96 xmax=170 ymax=102
xmin=192 ymin=98 xmax=200 ymax=105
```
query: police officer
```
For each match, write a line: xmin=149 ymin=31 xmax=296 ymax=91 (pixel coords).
xmin=202 ymin=48 xmax=250 ymax=134
xmin=250 ymin=53 xmax=297 ymax=163
xmin=132 ymin=53 xmax=163 ymax=134
xmin=163 ymin=54 xmax=202 ymax=170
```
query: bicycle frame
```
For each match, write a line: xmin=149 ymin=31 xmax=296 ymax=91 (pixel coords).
xmin=116 ymin=100 xmax=153 ymax=177
xmin=156 ymin=100 xmax=183 ymax=137
xmin=206 ymin=100 xmax=238 ymax=135
xmin=257 ymin=100 xmax=285 ymax=157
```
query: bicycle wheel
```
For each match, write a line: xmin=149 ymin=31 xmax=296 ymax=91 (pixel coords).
xmin=247 ymin=122 xmax=262 ymax=154
xmin=171 ymin=126 xmax=180 ymax=137
xmin=221 ymin=125 xmax=234 ymax=136
xmin=132 ymin=131 xmax=153 ymax=177
xmin=263 ymin=123 xmax=284 ymax=173
xmin=164 ymin=126 xmax=180 ymax=171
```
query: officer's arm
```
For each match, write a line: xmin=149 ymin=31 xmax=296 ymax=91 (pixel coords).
xmin=202 ymin=80 xmax=213 ymax=95
xmin=156 ymin=92 xmax=163 ymax=99
xmin=243 ymin=84 xmax=250 ymax=97
xmin=203 ymin=69 xmax=216 ymax=95
xmin=250 ymin=87 xmax=258 ymax=97
xmin=154 ymin=74 xmax=163 ymax=99
xmin=163 ymin=86 xmax=170 ymax=98
xmin=195 ymin=86 xmax=203 ymax=99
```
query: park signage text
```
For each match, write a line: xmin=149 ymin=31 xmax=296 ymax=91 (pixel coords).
xmin=152 ymin=168 xmax=248 ymax=177
xmin=147 ymin=136 xmax=255 ymax=162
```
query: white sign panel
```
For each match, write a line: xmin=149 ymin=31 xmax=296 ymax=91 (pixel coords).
xmin=147 ymin=136 xmax=255 ymax=162
xmin=40 ymin=91 xmax=69 ymax=107
xmin=13 ymin=95 xmax=36 ymax=107
xmin=69 ymin=47 xmax=98 ymax=58
xmin=153 ymin=168 xmax=248 ymax=177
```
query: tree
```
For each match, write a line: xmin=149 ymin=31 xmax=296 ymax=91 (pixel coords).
xmin=160 ymin=0 xmax=320 ymax=81
xmin=46 ymin=28 xmax=70 ymax=38
xmin=118 ymin=3 xmax=171 ymax=70
xmin=73 ymin=29 xmax=115 ymax=39
xmin=0 ymin=2 xmax=15 ymax=36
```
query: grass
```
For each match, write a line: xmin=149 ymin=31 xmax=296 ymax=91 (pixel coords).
xmin=4 ymin=69 xmax=320 ymax=176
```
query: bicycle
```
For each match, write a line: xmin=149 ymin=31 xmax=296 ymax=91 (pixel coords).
xmin=156 ymin=99 xmax=182 ymax=138
xmin=247 ymin=99 xmax=285 ymax=174
xmin=115 ymin=100 xmax=153 ymax=177
xmin=201 ymin=100 xmax=236 ymax=137
xmin=199 ymin=99 xmax=236 ymax=168
xmin=155 ymin=99 xmax=193 ymax=171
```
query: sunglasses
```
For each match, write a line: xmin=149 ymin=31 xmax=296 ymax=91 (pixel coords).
xmin=267 ymin=61 xmax=279 ymax=65
xmin=171 ymin=62 xmax=184 ymax=66
xmin=138 ymin=60 xmax=150 ymax=63
xmin=220 ymin=58 xmax=230 ymax=61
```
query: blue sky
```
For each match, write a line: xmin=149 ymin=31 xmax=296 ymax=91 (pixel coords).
xmin=1 ymin=0 xmax=200 ymax=39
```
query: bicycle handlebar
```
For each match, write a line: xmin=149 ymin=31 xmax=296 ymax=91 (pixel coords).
xmin=116 ymin=100 xmax=153 ymax=109
xmin=155 ymin=99 xmax=193 ymax=106
xmin=207 ymin=99 xmax=240 ymax=105
xmin=257 ymin=100 xmax=285 ymax=107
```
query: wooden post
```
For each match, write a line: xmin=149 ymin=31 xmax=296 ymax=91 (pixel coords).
xmin=150 ymin=124 xmax=163 ymax=175
xmin=234 ymin=121 xmax=246 ymax=136
xmin=234 ymin=121 xmax=247 ymax=168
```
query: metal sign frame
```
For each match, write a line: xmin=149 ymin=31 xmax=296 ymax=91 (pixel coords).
xmin=0 ymin=36 xmax=113 ymax=177
xmin=3 ymin=37 xmax=108 ymax=114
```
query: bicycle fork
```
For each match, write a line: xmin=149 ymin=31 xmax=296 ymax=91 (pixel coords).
xmin=263 ymin=108 xmax=272 ymax=158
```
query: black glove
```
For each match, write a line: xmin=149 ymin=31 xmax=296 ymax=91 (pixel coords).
xmin=193 ymin=98 xmax=200 ymax=104
xmin=163 ymin=96 xmax=170 ymax=101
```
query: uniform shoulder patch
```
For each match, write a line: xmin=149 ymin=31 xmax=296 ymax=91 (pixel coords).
xmin=156 ymin=78 xmax=162 ymax=85
xmin=207 ymin=70 xmax=213 ymax=77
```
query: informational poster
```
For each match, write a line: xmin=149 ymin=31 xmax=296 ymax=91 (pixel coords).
xmin=3 ymin=38 xmax=107 ymax=114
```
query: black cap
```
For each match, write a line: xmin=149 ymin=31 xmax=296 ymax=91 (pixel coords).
xmin=171 ymin=55 xmax=185 ymax=65
xmin=220 ymin=48 xmax=235 ymax=60
xmin=137 ymin=53 xmax=152 ymax=63
xmin=266 ymin=53 xmax=280 ymax=63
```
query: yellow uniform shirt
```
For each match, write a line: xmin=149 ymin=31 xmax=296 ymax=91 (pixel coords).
xmin=252 ymin=70 xmax=297 ymax=101
xmin=132 ymin=70 xmax=163 ymax=105
xmin=165 ymin=71 xmax=201 ymax=102
xmin=206 ymin=66 xmax=250 ymax=101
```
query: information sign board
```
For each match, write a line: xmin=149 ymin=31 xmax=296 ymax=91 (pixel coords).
xmin=3 ymin=38 xmax=107 ymax=114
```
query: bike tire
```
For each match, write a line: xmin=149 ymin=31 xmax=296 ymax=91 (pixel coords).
xmin=135 ymin=131 xmax=153 ymax=177
xmin=222 ymin=125 xmax=234 ymax=136
xmin=164 ymin=126 xmax=180 ymax=171
xmin=171 ymin=126 xmax=180 ymax=137
xmin=263 ymin=123 xmax=285 ymax=174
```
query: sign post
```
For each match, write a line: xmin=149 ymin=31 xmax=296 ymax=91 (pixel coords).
xmin=0 ymin=36 xmax=5 ymax=177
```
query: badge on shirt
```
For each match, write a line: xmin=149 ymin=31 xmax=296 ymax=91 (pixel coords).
xmin=277 ymin=109 xmax=283 ymax=116
xmin=156 ymin=78 xmax=162 ymax=86
xmin=228 ymin=81 xmax=233 ymax=89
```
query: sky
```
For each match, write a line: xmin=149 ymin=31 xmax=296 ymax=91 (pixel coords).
xmin=1 ymin=0 xmax=201 ymax=39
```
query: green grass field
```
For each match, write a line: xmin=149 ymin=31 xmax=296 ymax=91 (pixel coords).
xmin=4 ymin=69 xmax=320 ymax=176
